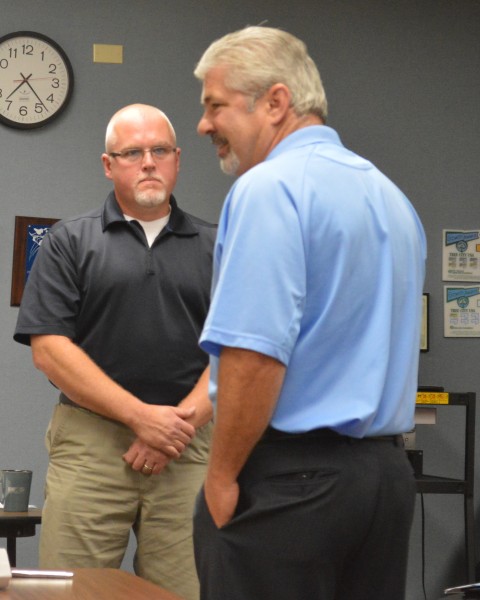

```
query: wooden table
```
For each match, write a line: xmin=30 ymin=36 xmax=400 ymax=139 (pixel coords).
xmin=0 ymin=568 xmax=183 ymax=599
xmin=0 ymin=509 xmax=42 ymax=567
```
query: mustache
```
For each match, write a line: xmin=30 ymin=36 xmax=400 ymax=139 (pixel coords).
xmin=211 ymin=133 xmax=228 ymax=147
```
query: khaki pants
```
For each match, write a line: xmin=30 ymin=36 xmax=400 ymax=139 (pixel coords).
xmin=40 ymin=403 xmax=211 ymax=600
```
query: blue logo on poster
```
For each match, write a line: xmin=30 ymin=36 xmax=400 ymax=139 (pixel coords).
xmin=25 ymin=224 xmax=52 ymax=281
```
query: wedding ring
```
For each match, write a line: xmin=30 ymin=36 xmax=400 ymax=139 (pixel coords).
xmin=141 ymin=463 xmax=153 ymax=476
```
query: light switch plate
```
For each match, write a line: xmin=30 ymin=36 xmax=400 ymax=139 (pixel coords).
xmin=93 ymin=44 xmax=123 ymax=64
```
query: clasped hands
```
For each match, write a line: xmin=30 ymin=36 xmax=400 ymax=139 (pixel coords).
xmin=123 ymin=404 xmax=196 ymax=476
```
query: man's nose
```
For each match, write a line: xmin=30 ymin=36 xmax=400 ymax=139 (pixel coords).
xmin=197 ymin=113 xmax=213 ymax=136
xmin=141 ymin=148 xmax=156 ymax=167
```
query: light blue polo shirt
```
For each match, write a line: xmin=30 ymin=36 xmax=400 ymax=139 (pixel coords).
xmin=200 ymin=125 xmax=426 ymax=436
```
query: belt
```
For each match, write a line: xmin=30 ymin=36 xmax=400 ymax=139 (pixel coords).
xmin=263 ymin=426 xmax=404 ymax=447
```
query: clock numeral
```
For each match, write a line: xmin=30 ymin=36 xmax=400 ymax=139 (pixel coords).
xmin=49 ymin=64 xmax=57 ymax=74
xmin=0 ymin=59 xmax=8 ymax=69
xmin=46 ymin=93 xmax=54 ymax=103
xmin=22 ymin=44 xmax=34 ymax=56
xmin=6 ymin=45 xmax=34 ymax=59
xmin=35 ymin=103 xmax=44 ymax=114
xmin=5 ymin=99 xmax=12 ymax=111
xmin=19 ymin=106 xmax=28 ymax=116
xmin=51 ymin=78 xmax=60 ymax=89
xmin=0 ymin=89 xmax=2 ymax=98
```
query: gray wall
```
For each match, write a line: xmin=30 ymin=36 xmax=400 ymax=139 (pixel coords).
xmin=0 ymin=1 xmax=479 ymax=598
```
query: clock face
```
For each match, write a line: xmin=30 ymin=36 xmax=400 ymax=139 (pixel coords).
xmin=0 ymin=31 xmax=74 ymax=129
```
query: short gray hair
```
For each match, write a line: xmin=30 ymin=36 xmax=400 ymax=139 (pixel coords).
xmin=194 ymin=26 xmax=328 ymax=121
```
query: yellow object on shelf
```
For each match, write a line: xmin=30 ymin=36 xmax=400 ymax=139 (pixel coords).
xmin=416 ymin=392 xmax=449 ymax=405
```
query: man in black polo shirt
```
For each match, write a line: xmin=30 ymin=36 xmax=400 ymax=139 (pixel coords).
xmin=14 ymin=104 xmax=215 ymax=600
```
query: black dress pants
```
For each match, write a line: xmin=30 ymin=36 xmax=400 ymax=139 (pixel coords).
xmin=193 ymin=429 xmax=416 ymax=600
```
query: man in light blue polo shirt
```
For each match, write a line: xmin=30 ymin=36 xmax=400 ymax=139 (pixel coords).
xmin=193 ymin=26 xmax=426 ymax=600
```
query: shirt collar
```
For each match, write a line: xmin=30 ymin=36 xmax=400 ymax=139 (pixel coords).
xmin=266 ymin=125 xmax=343 ymax=162
xmin=101 ymin=192 xmax=199 ymax=237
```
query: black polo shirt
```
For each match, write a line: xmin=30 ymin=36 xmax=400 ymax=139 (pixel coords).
xmin=14 ymin=192 xmax=216 ymax=406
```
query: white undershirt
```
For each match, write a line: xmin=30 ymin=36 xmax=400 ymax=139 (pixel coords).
xmin=124 ymin=211 xmax=170 ymax=247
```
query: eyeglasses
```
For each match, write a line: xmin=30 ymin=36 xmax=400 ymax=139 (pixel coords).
xmin=109 ymin=145 xmax=177 ymax=163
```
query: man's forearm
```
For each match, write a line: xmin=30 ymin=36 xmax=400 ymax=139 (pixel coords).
xmin=31 ymin=334 xmax=143 ymax=421
xmin=203 ymin=347 xmax=285 ymax=527
xmin=30 ymin=334 xmax=195 ymax=455
xmin=208 ymin=347 xmax=286 ymax=484
xmin=178 ymin=366 xmax=213 ymax=429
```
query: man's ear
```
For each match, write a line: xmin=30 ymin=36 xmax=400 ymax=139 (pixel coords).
xmin=175 ymin=147 xmax=181 ymax=174
xmin=102 ymin=153 xmax=113 ymax=180
xmin=265 ymin=83 xmax=291 ymax=124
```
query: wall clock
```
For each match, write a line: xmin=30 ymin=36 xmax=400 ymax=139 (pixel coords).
xmin=0 ymin=31 xmax=74 ymax=129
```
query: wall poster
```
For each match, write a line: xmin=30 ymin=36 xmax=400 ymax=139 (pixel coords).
xmin=11 ymin=216 xmax=59 ymax=306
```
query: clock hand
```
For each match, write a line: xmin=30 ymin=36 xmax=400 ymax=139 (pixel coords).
xmin=13 ymin=77 xmax=56 ymax=83
xmin=23 ymin=79 xmax=50 ymax=113
xmin=5 ymin=73 xmax=31 ymax=100
xmin=5 ymin=73 xmax=49 ymax=113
